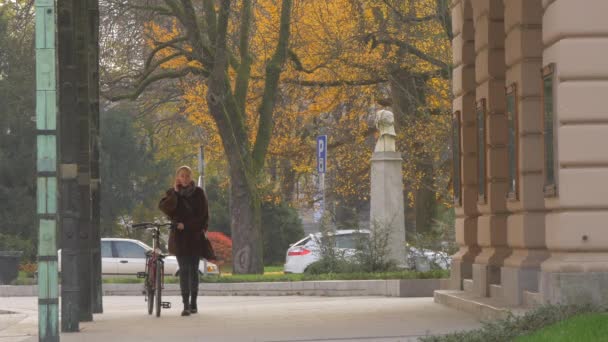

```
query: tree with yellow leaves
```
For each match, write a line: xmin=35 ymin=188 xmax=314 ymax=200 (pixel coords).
xmin=107 ymin=0 xmax=293 ymax=274
xmin=272 ymin=0 xmax=453 ymax=232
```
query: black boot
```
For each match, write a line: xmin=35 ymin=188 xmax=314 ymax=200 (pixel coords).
xmin=190 ymin=292 xmax=198 ymax=314
xmin=181 ymin=294 xmax=190 ymax=316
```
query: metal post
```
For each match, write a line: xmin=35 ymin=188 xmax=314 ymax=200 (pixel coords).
xmin=320 ymin=173 xmax=325 ymax=215
xmin=88 ymin=0 xmax=103 ymax=314
xmin=35 ymin=1 xmax=60 ymax=340
xmin=58 ymin=0 xmax=81 ymax=331
xmin=197 ymin=145 xmax=205 ymax=189
xmin=74 ymin=0 xmax=93 ymax=322
xmin=316 ymin=135 xmax=327 ymax=220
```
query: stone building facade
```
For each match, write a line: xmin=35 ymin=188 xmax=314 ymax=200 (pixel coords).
xmin=449 ymin=0 xmax=608 ymax=305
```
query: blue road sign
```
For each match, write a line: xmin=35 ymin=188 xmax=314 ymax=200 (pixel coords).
xmin=317 ymin=135 xmax=327 ymax=174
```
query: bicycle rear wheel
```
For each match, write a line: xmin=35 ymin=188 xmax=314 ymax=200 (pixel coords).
xmin=155 ymin=259 xmax=163 ymax=317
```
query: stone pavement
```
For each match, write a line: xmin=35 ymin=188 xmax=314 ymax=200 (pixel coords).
xmin=0 ymin=296 xmax=481 ymax=342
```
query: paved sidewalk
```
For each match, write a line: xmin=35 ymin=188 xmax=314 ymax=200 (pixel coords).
xmin=0 ymin=296 xmax=481 ymax=342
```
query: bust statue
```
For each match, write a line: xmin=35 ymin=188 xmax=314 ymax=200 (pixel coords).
xmin=374 ymin=109 xmax=396 ymax=152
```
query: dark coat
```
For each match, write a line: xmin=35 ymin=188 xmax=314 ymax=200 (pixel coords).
xmin=158 ymin=186 xmax=210 ymax=257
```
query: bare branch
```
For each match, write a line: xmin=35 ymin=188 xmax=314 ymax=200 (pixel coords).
xmin=288 ymin=49 xmax=329 ymax=74
xmin=144 ymin=36 xmax=189 ymax=70
xmin=103 ymin=67 xmax=200 ymax=101
xmin=380 ymin=0 xmax=437 ymax=23
xmin=282 ymin=78 xmax=387 ymax=87
xmin=374 ymin=36 xmax=450 ymax=71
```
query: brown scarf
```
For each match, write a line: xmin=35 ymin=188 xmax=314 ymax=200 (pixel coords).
xmin=177 ymin=181 xmax=196 ymax=197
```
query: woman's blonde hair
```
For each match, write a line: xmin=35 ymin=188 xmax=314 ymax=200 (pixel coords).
xmin=175 ymin=165 xmax=193 ymax=178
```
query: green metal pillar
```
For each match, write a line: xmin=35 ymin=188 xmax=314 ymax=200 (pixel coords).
xmin=35 ymin=0 xmax=60 ymax=341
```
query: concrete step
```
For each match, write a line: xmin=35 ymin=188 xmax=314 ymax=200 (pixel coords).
xmin=489 ymin=284 xmax=503 ymax=300
xmin=434 ymin=290 xmax=529 ymax=322
xmin=523 ymin=290 xmax=542 ymax=308
xmin=463 ymin=279 xmax=474 ymax=293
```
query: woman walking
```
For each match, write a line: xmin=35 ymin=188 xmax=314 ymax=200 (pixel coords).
xmin=159 ymin=166 xmax=210 ymax=316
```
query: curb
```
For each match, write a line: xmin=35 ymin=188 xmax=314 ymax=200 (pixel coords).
xmin=1 ymin=279 xmax=449 ymax=297
xmin=434 ymin=290 xmax=529 ymax=321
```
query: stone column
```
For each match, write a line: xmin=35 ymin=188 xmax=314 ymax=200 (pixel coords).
xmin=449 ymin=0 xmax=480 ymax=290
xmin=471 ymin=0 xmax=510 ymax=297
xmin=501 ymin=0 xmax=548 ymax=305
xmin=540 ymin=0 xmax=608 ymax=305
xmin=370 ymin=152 xmax=406 ymax=266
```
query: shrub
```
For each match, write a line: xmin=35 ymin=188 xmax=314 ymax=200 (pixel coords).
xmin=308 ymin=213 xmax=347 ymax=272
xmin=207 ymin=231 xmax=232 ymax=265
xmin=262 ymin=200 xmax=305 ymax=265
xmin=304 ymin=258 xmax=360 ymax=275
xmin=406 ymin=209 xmax=457 ymax=271
xmin=305 ymin=215 xmax=400 ymax=274
xmin=19 ymin=262 xmax=37 ymax=277
xmin=419 ymin=303 xmax=606 ymax=342
xmin=353 ymin=219 xmax=399 ymax=273
xmin=206 ymin=176 xmax=231 ymax=237
xmin=0 ymin=233 xmax=35 ymax=262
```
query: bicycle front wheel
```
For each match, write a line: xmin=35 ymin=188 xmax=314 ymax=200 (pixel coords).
xmin=155 ymin=259 xmax=163 ymax=317
xmin=147 ymin=265 xmax=154 ymax=315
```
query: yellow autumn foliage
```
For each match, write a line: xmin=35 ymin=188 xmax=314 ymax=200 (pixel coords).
xmin=142 ymin=0 xmax=452 ymax=209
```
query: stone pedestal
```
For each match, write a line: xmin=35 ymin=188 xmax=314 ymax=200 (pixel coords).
xmin=370 ymin=151 xmax=406 ymax=265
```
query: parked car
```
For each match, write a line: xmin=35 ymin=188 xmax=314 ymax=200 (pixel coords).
xmin=284 ymin=230 xmax=451 ymax=274
xmin=284 ymin=230 xmax=370 ymax=274
xmin=58 ymin=238 xmax=219 ymax=276
xmin=404 ymin=244 xmax=451 ymax=271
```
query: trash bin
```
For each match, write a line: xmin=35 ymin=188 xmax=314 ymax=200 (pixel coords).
xmin=0 ymin=251 xmax=23 ymax=284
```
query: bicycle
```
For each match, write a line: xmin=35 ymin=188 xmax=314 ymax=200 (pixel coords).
xmin=131 ymin=222 xmax=174 ymax=317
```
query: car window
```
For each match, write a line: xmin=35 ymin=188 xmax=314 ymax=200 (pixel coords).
xmin=101 ymin=241 xmax=112 ymax=258
xmin=335 ymin=233 xmax=367 ymax=249
xmin=115 ymin=241 xmax=146 ymax=258
xmin=293 ymin=237 xmax=311 ymax=247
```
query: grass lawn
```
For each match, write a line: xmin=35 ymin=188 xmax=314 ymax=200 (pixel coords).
xmin=516 ymin=313 xmax=608 ymax=342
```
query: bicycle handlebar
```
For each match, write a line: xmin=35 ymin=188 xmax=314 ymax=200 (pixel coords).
xmin=131 ymin=222 xmax=175 ymax=229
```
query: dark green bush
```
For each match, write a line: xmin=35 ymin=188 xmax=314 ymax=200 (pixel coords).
xmin=0 ymin=233 xmax=35 ymax=262
xmin=262 ymin=200 xmax=305 ymax=265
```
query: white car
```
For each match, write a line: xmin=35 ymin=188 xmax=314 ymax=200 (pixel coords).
xmin=405 ymin=244 xmax=451 ymax=271
xmin=284 ymin=230 xmax=370 ymax=274
xmin=59 ymin=238 xmax=219 ymax=276
xmin=284 ymin=230 xmax=451 ymax=273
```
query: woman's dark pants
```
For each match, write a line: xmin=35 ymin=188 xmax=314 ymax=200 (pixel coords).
xmin=177 ymin=256 xmax=200 ymax=309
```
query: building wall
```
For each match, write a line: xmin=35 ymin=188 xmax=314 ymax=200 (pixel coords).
xmin=540 ymin=0 xmax=608 ymax=305
xmin=450 ymin=0 xmax=608 ymax=305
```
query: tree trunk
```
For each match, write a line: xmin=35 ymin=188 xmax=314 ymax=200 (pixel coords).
xmin=228 ymin=159 xmax=263 ymax=274
xmin=415 ymin=157 xmax=436 ymax=234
